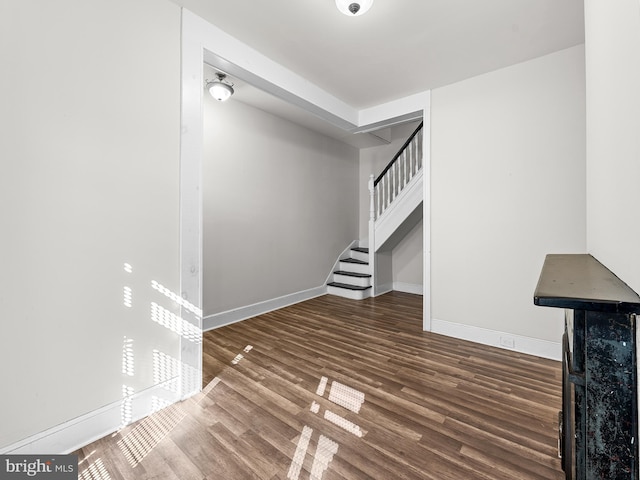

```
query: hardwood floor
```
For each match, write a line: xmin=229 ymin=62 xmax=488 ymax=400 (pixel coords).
xmin=75 ymin=292 xmax=564 ymax=479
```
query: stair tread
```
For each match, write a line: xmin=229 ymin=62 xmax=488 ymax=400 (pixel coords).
xmin=340 ymin=258 xmax=368 ymax=265
xmin=352 ymin=247 xmax=369 ymax=254
xmin=327 ymin=282 xmax=372 ymax=291
xmin=334 ymin=270 xmax=372 ymax=278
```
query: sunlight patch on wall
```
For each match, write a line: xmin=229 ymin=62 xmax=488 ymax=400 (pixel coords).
xmin=181 ymin=360 xmax=201 ymax=396
xmin=151 ymin=280 xmax=202 ymax=318
xmin=150 ymin=396 xmax=173 ymax=414
xmin=121 ymin=337 xmax=134 ymax=377
xmin=153 ymin=350 xmax=181 ymax=393
xmin=123 ymin=286 xmax=132 ymax=308
xmin=150 ymin=302 xmax=202 ymax=344
xmin=120 ymin=385 xmax=135 ymax=429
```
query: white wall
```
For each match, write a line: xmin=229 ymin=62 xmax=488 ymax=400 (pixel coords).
xmin=202 ymin=97 xmax=359 ymax=317
xmin=392 ymin=220 xmax=423 ymax=289
xmin=0 ymin=1 xmax=183 ymax=450
xmin=431 ymin=45 xmax=586 ymax=343
xmin=584 ymin=0 xmax=640 ymax=293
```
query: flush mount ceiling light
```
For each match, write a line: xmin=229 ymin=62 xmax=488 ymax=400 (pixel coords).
xmin=206 ymin=73 xmax=234 ymax=102
xmin=335 ymin=0 xmax=373 ymax=16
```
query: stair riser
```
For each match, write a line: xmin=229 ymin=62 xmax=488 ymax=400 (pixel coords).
xmin=338 ymin=262 xmax=369 ymax=275
xmin=333 ymin=274 xmax=371 ymax=288
xmin=350 ymin=250 xmax=369 ymax=263
xmin=327 ymin=285 xmax=371 ymax=300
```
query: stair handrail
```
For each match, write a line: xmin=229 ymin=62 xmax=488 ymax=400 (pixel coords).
xmin=374 ymin=121 xmax=424 ymax=187
xmin=370 ymin=121 xmax=424 ymax=222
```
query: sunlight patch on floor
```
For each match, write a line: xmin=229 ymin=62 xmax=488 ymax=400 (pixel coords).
xmin=117 ymin=403 xmax=187 ymax=468
xmin=287 ymin=375 xmax=367 ymax=480
xmin=78 ymin=458 xmax=111 ymax=480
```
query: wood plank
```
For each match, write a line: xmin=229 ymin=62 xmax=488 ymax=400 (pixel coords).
xmin=74 ymin=292 xmax=563 ymax=479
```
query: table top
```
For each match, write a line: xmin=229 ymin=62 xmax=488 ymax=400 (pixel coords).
xmin=534 ymin=254 xmax=640 ymax=314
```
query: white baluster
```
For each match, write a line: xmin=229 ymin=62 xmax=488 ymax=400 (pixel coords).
xmin=368 ymin=174 xmax=375 ymax=222
xmin=386 ymin=172 xmax=390 ymax=209
xmin=403 ymin=150 xmax=408 ymax=187
xmin=391 ymin=164 xmax=396 ymax=202
xmin=394 ymin=163 xmax=398 ymax=198
xmin=385 ymin=173 xmax=389 ymax=209
xmin=417 ymin=132 xmax=422 ymax=170
xmin=411 ymin=139 xmax=416 ymax=177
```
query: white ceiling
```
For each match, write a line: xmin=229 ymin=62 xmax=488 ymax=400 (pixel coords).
xmin=185 ymin=0 xmax=584 ymax=147
xmin=203 ymin=64 xmax=397 ymax=148
xmin=173 ymin=0 xmax=584 ymax=109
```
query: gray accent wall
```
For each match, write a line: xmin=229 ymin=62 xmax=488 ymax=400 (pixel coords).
xmin=202 ymin=96 xmax=359 ymax=317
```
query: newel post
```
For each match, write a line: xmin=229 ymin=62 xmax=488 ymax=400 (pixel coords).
xmin=368 ymin=174 xmax=375 ymax=222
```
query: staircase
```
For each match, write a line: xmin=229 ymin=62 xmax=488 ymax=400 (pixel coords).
xmin=327 ymin=121 xmax=424 ymax=300
xmin=327 ymin=247 xmax=372 ymax=300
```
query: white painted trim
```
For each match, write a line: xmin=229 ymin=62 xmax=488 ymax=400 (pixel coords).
xmin=324 ymin=240 xmax=359 ymax=285
xmin=373 ymin=282 xmax=393 ymax=297
xmin=183 ymin=10 xmax=358 ymax=129
xmin=0 ymin=381 xmax=180 ymax=455
xmin=431 ymin=318 xmax=561 ymax=361
xmin=374 ymin=171 xmax=423 ymax=252
xmin=179 ymin=7 xmax=204 ymax=401
xmin=393 ymin=282 xmax=423 ymax=295
xmin=203 ymin=286 xmax=327 ymax=331
xmin=422 ymin=92 xmax=432 ymax=333
xmin=327 ymin=285 xmax=371 ymax=301
xmin=359 ymin=92 xmax=430 ymax=128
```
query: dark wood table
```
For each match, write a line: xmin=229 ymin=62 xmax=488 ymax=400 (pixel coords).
xmin=534 ymin=254 xmax=639 ymax=479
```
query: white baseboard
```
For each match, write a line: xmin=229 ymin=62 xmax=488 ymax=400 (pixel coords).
xmin=393 ymin=282 xmax=423 ymax=295
xmin=431 ymin=318 xmax=561 ymax=361
xmin=203 ymin=286 xmax=327 ymax=331
xmin=0 ymin=380 xmax=182 ymax=455
xmin=373 ymin=282 xmax=393 ymax=297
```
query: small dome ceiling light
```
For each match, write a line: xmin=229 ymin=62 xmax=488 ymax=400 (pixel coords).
xmin=335 ymin=0 xmax=373 ymax=16
xmin=206 ymin=73 xmax=234 ymax=102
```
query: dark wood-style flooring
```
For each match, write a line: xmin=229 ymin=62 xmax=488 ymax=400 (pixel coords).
xmin=75 ymin=292 xmax=564 ymax=479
